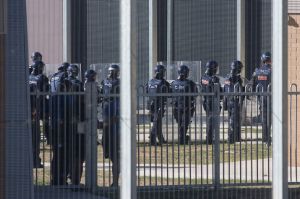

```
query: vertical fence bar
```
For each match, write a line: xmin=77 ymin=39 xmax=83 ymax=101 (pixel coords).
xmin=120 ymin=0 xmax=137 ymax=197
xmin=149 ymin=0 xmax=157 ymax=79
xmin=0 ymin=0 xmax=6 ymax=197
xmin=213 ymin=83 xmax=220 ymax=188
xmin=237 ymin=0 xmax=245 ymax=78
xmin=85 ymin=82 xmax=98 ymax=192
xmin=272 ymin=0 xmax=288 ymax=198
xmin=166 ymin=0 xmax=173 ymax=80
xmin=63 ymin=0 xmax=71 ymax=62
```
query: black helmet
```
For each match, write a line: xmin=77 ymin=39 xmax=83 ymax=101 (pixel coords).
xmin=177 ymin=65 xmax=189 ymax=79
xmin=32 ymin=61 xmax=45 ymax=74
xmin=84 ymin=69 xmax=97 ymax=82
xmin=67 ymin=64 xmax=79 ymax=77
xmin=261 ymin=52 xmax=271 ymax=63
xmin=31 ymin=52 xmax=42 ymax=62
xmin=58 ymin=62 xmax=70 ymax=72
xmin=108 ymin=64 xmax=120 ymax=79
xmin=230 ymin=60 xmax=243 ymax=75
xmin=205 ymin=60 xmax=218 ymax=76
xmin=154 ymin=64 xmax=166 ymax=79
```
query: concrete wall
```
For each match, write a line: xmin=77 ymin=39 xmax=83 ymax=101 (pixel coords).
xmin=26 ymin=0 xmax=63 ymax=65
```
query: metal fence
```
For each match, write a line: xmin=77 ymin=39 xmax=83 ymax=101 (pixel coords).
xmin=30 ymin=81 xmax=300 ymax=192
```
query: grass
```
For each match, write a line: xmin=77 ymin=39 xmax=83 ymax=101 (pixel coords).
xmin=39 ymin=141 xmax=271 ymax=167
xmin=35 ymin=141 xmax=271 ymax=186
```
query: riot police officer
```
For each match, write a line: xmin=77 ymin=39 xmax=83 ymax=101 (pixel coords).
xmin=84 ymin=69 xmax=97 ymax=83
xmin=100 ymin=64 xmax=120 ymax=186
xmin=29 ymin=52 xmax=42 ymax=74
xmin=49 ymin=62 xmax=71 ymax=185
xmin=223 ymin=61 xmax=244 ymax=143
xmin=29 ymin=61 xmax=49 ymax=168
xmin=66 ymin=64 xmax=85 ymax=185
xmin=251 ymin=52 xmax=272 ymax=145
xmin=201 ymin=60 xmax=221 ymax=145
xmin=146 ymin=65 xmax=170 ymax=145
xmin=171 ymin=65 xmax=197 ymax=145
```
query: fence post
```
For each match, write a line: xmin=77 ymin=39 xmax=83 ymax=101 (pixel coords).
xmin=85 ymin=82 xmax=98 ymax=192
xmin=272 ymin=0 xmax=288 ymax=198
xmin=213 ymin=83 xmax=220 ymax=188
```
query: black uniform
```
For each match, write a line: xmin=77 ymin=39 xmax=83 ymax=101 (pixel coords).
xmin=201 ymin=61 xmax=221 ymax=145
xmin=201 ymin=74 xmax=221 ymax=144
xmin=146 ymin=78 xmax=170 ymax=145
xmin=67 ymin=73 xmax=85 ymax=185
xmin=100 ymin=65 xmax=120 ymax=186
xmin=223 ymin=75 xmax=243 ymax=143
xmin=171 ymin=78 xmax=197 ymax=144
xmin=29 ymin=68 xmax=49 ymax=168
xmin=251 ymin=64 xmax=272 ymax=144
xmin=49 ymin=69 xmax=71 ymax=185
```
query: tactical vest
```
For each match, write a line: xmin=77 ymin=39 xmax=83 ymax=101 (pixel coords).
xmin=254 ymin=64 xmax=271 ymax=92
xmin=67 ymin=77 xmax=83 ymax=92
xmin=171 ymin=79 xmax=195 ymax=108
xmin=50 ymin=71 xmax=68 ymax=92
xmin=147 ymin=79 xmax=168 ymax=107
xmin=223 ymin=75 xmax=242 ymax=93
xmin=29 ymin=74 xmax=42 ymax=93
xmin=201 ymin=74 xmax=219 ymax=111
xmin=29 ymin=74 xmax=49 ymax=114
xmin=102 ymin=78 xmax=120 ymax=102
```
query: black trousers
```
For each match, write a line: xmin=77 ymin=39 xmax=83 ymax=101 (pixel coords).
xmin=174 ymin=108 xmax=192 ymax=143
xmin=228 ymin=101 xmax=241 ymax=143
xmin=68 ymin=124 xmax=85 ymax=185
xmin=32 ymin=117 xmax=42 ymax=166
xmin=259 ymin=97 xmax=272 ymax=144
xmin=102 ymin=118 xmax=120 ymax=185
xmin=205 ymin=110 xmax=213 ymax=144
xmin=150 ymin=110 xmax=165 ymax=144
xmin=50 ymin=122 xmax=69 ymax=185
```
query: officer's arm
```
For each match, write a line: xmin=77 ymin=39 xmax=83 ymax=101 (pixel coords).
xmin=248 ymin=72 xmax=257 ymax=92
xmin=99 ymin=81 xmax=104 ymax=103
xmin=45 ymin=76 xmax=50 ymax=92
xmin=145 ymin=82 xmax=149 ymax=94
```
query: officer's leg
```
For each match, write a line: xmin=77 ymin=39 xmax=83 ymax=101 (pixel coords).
xmin=111 ymin=153 xmax=120 ymax=186
xmin=173 ymin=108 xmax=181 ymax=144
xmin=235 ymin=104 xmax=241 ymax=142
xmin=68 ymin=126 xmax=78 ymax=185
xmin=261 ymin=101 xmax=269 ymax=144
xmin=264 ymin=100 xmax=272 ymax=145
xmin=111 ymin=123 xmax=120 ymax=186
xmin=182 ymin=112 xmax=191 ymax=144
xmin=58 ymin=123 xmax=68 ymax=185
xmin=179 ymin=110 xmax=186 ymax=144
xmin=266 ymin=103 xmax=272 ymax=145
xmin=51 ymin=127 xmax=66 ymax=185
xmin=70 ymin=133 xmax=85 ymax=185
xmin=228 ymin=108 xmax=234 ymax=143
xmin=70 ymin=157 xmax=82 ymax=185
xmin=206 ymin=111 xmax=213 ymax=144
xmin=32 ymin=118 xmax=38 ymax=167
xmin=33 ymin=115 xmax=42 ymax=168
xmin=150 ymin=112 xmax=158 ymax=145
xmin=43 ymin=119 xmax=50 ymax=145
xmin=51 ymin=146 xmax=59 ymax=185
xmin=157 ymin=112 xmax=166 ymax=144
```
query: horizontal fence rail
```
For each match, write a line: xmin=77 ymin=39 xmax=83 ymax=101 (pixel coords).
xmin=29 ymin=82 xmax=299 ymax=193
